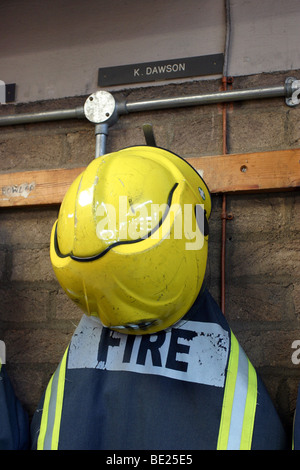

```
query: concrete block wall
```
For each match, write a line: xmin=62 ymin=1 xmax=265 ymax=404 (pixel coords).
xmin=0 ymin=71 xmax=299 ymax=439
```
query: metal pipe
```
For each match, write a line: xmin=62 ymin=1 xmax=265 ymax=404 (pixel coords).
xmin=220 ymin=0 xmax=232 ymax=316
xmin=0 ymin=84 xmax=291 ymax=127
xmin=124 ymin=86 xmax=285 ymax=114
xmin=0 ymin=106 xmax=85 ymax=126
xmin=221 ymin=79 xmax=229 ymax=315
xmin=95 ymin=123 xmax=108 ymax=158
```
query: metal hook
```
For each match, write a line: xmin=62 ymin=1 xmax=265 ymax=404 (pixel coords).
xmin=142 ymin=123 xmax=157 ymax=147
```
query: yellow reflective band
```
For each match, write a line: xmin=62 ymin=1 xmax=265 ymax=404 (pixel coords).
xmin=217 ymin=331 xmax=239 ymax=450
xmin=37 ymin=346 xmax=69 ymax=450
xmin=217 ymin=332 xmax=257 ymax=450
xmin=37 ymin=374 xmax=54 ymax=450
xmin=51 ymin=346 xmax=69 ymax=449
xmin=292 ymin=411 xmax=295 ymax=450
xmin=240 ymin=360 xmax=257 ymax=450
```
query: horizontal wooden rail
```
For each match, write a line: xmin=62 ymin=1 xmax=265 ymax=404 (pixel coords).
xmin=188 ymin=148 xmax=300 ymax=194
xmin=0 ymin=148 xmax=299 ymax=207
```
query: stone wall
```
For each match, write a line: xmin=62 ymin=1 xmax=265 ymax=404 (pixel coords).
xmin=0 ymin=71 xmax=299 ymax=440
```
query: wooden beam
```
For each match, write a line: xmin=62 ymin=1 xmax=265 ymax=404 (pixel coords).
xmin=0 ymin=148 xmax=299 ymax=208
xmin=0 ymin=167 xmax=85 ymax=207
xmin=187 ymin=148 xmax=300 ymax=194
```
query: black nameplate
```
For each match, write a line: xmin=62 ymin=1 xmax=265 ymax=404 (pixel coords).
xmin=6 ymin=83 xmax=16 ymax=103
xmin=98 ymin=54 xmax=224 ymax=87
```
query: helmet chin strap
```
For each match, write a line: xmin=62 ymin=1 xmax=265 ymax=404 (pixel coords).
xmin=110 ymin=319 xmax=159 ymax=333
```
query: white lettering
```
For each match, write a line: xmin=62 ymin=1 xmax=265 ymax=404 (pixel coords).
xmin=292 ymin=340 xmax=300 ymax=365
xmin=0 ymin=80 xmax=5 ymax=104
xmin=145 ymin=63 xmax=186 ymax=76
xmin=106 ymin=454 xmax=141 ymax=467
xmin=0 ymin=340 xmax=6 ymax=366
xmin=95 ymin=203 xmax=116 ymax=241
xmin=95 ymin=197 xmax=204 ymax=250
xmin=133 ymin=68 xmax=140 ymax=77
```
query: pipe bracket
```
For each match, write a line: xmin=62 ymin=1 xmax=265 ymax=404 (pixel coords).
xmin=285 ymin=77 xmax=300 ymax=107
xmin=84 ymin=90 xmax=118 ymax=125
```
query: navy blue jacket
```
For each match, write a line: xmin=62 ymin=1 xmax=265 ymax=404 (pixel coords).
xmin=293 ymin=384 xmax=300 ymax=449
xmin=31 ymin=289 xmax=288 ymax=450
xmin=0 ymin=365 xmax=29 ymax=450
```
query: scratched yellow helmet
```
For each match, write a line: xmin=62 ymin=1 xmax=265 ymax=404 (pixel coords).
xmin=50 ymin=146 xmax=211 ymax=334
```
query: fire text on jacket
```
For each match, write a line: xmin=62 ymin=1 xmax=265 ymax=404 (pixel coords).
xmin=68 ymin=315 xmax=229 ymax=388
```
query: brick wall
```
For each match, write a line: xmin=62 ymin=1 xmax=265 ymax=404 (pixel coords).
xmin=0 ymin=71 xmax=299 ymax=439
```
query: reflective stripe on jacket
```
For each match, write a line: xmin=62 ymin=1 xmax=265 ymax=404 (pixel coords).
xmin=31 ymin=289 xmax=288 ymax=450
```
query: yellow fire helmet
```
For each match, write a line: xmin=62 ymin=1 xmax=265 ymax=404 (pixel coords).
xmin=50 ymin=146 xmax=211 ymax=335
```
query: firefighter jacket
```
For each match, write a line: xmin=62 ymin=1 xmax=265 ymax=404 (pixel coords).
xmin=30 ymin=288 xmax=288 ymax=450
xmin=293 ymin=384 xmax=300 ymax=449
xmin=0 ymin=362 xmax=29 ymax=450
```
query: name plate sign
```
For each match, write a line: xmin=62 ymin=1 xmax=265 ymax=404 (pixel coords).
xmin=98 ymin=54 xmax=224 ymax=87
